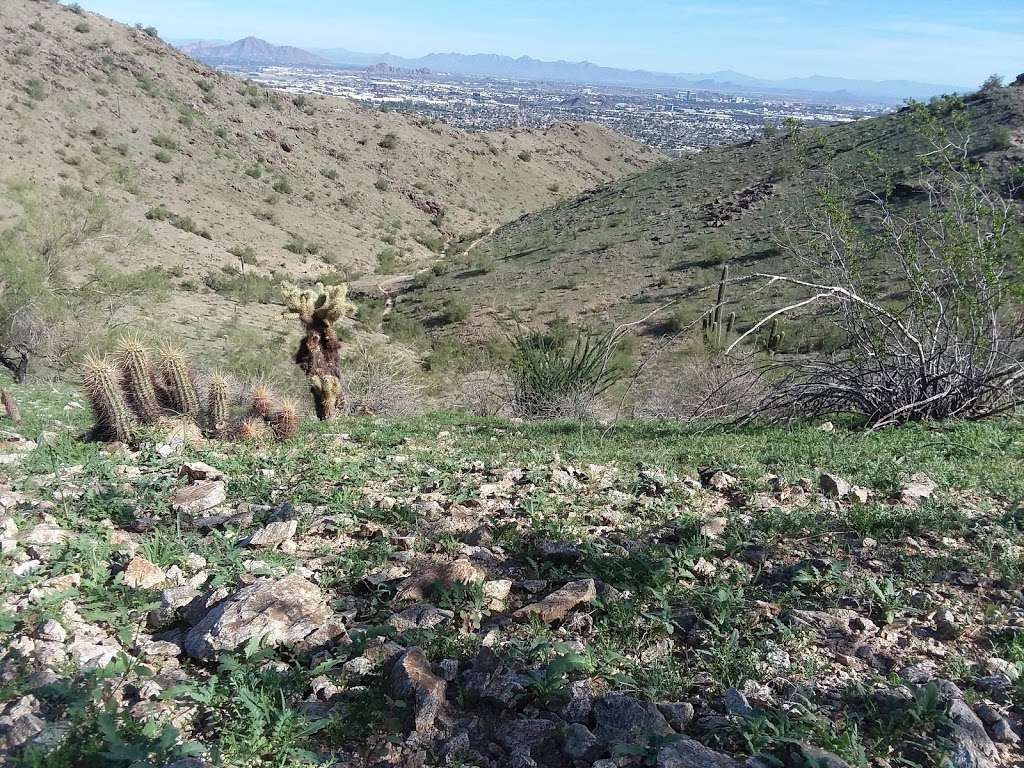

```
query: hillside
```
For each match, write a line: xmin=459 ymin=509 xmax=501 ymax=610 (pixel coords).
xmin=393 ymin=84 xmax=1024 ymax=363
xmin=0 ymin=0 xmax=657 ymax=372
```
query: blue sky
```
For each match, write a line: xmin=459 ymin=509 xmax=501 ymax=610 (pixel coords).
xmin=79 ymin=0 xmax=1022 ymax=86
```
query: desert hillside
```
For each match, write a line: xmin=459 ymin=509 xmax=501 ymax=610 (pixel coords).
xmin=393 ymin=83 xmax=1024 ymax=358
xmin=0 ymin=0 xmax=657 ymax=367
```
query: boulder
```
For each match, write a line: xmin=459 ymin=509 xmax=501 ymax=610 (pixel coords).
xmin=171 ymin=480 xmax=226 ymax=514
xmin=593 ymin=693 xmax=674 ymax=748
xmin=183 ymin=574 xmax=335 ymax=658
xmin=656 ymin=738 xmax=743 ymax=768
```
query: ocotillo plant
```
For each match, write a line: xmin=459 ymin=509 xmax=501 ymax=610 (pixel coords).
xmin=157 ymin=345 xmax=200 ymax=418
xmin=282 ymin=282 xmax=353 ymax=420
xmin=115 ymin=335 xmax=162 ymax=423
xmin=82 ymin=355 xmax=137 ymax=443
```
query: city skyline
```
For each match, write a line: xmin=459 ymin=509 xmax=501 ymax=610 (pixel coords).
xmin=76 ymin=0 xmax=1023 ymax=88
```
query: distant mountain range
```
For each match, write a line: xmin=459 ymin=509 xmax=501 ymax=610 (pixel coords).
xmin=180 ymin=37 xmax=329 ymax=67
xmin=175 ymin=37 xmax=966 ymax=104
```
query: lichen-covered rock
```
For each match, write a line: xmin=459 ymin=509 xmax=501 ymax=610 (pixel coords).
xmin=183 ymin=574 xmax=335 ymax=658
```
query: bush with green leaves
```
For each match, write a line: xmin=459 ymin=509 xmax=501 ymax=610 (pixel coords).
xmin=507 ymin=323 xmax=630 ymax=419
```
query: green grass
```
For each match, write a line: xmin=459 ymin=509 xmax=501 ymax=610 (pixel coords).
xmin=1 ymin=382 xmax=1021 ymax=766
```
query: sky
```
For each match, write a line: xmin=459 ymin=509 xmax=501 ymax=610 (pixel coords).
xmin=78 ymin=0 xmax=1023 ymax=87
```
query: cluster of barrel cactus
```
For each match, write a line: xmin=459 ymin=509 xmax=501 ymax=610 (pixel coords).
xmin=81 ymin=336 xmax=300 ymax=444
xmin=282 ymin=282 xmax=353 ymax=420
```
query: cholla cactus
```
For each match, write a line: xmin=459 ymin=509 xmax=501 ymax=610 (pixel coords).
xmin=207 ymin=373 xmax=231 ymax=436
xmin=271 ymin=398 xmax=300 ymax=440
xmin=309 ymin=374 xmax=341 ymax=420
xmin=157 ymin=344 xmax=200 ymax=417
xmin=115 ymin=335 xmax=162 ymax=423
xmin=82 ymin=354 xmax=137 ymax=443
xmin=282 ymin=282 xmax=353 ymax=420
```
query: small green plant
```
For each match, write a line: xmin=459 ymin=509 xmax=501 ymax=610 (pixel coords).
xmin=507 ymin=323 xmax=629 ymax=419
xmin=22 ymin=78 xmax=47 ymax=101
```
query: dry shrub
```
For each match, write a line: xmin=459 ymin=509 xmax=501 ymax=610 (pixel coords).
xmin=342 ymin=344 xmax=423 ymax=416
xmin=458 ymin=368 xmax=507 ymax=417
xmin=631 ymin=352 xmax=766 ymax=421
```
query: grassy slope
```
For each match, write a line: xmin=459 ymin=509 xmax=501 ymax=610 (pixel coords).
xmin=1 ymin=385 xmax=1023 ymax=765
xmin=394 ymin=86 xmax=1024 ymax=355
xmin=0 ymin=0 xmax=658 ymax=361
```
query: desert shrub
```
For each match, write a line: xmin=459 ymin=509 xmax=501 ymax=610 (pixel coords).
xmin=507 ymin=324 xmax=629 ymax=419
xmin=354 ymin=298 xmax=385 ymax=329
xmin=517 ymin=150 xmax=532 ymax=162
xmin=203 ymin=270 xmax=283 ymax=304
xmin=753 ymin=102 xmax=1024 ymax=426
xmin=341 ymin=344 xmax=422 ymax=416
xmin=376 ymin=247 xmax=401 ymax=273
xmin=145 ymin=207 xmax=211 ymax=239
xmin=413 ymin=231 xmax=445 ymax=254
xmin=228 ymin=245 xmax=258 ymax=267
xmin=631 ymin=352 xmax=766 ymax=421
xmin=990 ymin=126 xmax=1012 ymax=151
xmin=1 ymin=187 xmax=157 ymax=379
xmin=283 ymin=236 xmax=320 ymax=255
xmin=151 ymin=134 xmax=178 ymax=151
xmin=272 ymin=177 xmax=292 ymax=195
xmin=73 ymin=21 xmax=90 ymax=33
xmin=458 ymin=369 xmax=507 ymax=416
xmin=439 ymin=297 xmax=470 ymax=325
xmin=378 ymin=132 xmax=398 ymax=150
xmin=22 ymin=78 xmax=47 ymax=101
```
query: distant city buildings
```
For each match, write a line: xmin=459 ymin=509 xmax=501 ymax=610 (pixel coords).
xmin=227 ymin=65 xmax=883 ymax=154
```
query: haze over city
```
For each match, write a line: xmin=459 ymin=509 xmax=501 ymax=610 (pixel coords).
xmin=79 ymin=0 xmax=1023 ymax=85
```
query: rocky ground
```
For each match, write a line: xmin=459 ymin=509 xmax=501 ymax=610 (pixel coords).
xmin=1 ymin=387 xmax=1023 ymax=767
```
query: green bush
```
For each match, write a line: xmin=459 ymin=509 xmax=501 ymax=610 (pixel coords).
xmin=203 ymin=269 xmax=283 ymax=304
xmin=440 ymin=297 xmax=470 ymax=324
xmin=151 ymin=134 xmax=178 ymax=151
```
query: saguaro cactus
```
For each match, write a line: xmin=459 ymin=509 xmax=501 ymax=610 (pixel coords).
xmin=282 ymin=282 xmax=352 ymax=420
xmin=82 ymin=355 xmax=137 ymax=443
xmin=115 ymin=336 xmax=162 ymax=423
xmin=702 ymin=265 xmax=734 ymax=346
xmin=157 ymin=345 xmax=200 ymax=417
